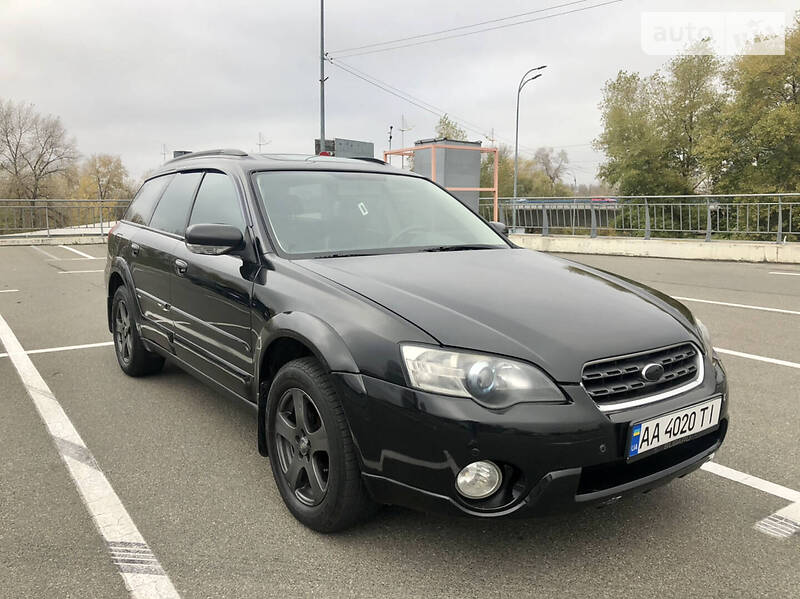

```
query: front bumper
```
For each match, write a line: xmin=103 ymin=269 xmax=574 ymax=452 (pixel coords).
xmin=334 ymin=357 xmax=728 ymax=517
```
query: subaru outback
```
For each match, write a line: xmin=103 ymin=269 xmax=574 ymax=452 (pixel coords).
xmin=105 ymin=149 xmax=728 ymax=532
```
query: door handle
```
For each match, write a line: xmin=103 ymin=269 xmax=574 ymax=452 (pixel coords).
xmin=174 ymin=259 xmax=188 ymax=276
xmin=130 ymin=242 xmax=140 ymax=256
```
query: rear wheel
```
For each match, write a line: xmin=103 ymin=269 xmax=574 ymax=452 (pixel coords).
xmin=112 ymin=285 xmax=164 ymax=376
xmin=266 ymin=357 xmax=377 ymax=532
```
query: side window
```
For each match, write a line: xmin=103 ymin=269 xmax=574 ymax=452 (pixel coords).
xmin=124 ymin=175 xmax=172 ymax=225
xmin=189 ymin=172 xmax=245 ymax=230
xmin=148 ymin=172 xmax=203 ymax=236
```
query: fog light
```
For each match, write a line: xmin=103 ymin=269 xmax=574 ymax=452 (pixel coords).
xmin=456 ymin=460 xmax=502 ymax=499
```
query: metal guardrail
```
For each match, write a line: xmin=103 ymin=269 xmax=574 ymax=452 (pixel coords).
xmin=479 ymin=194 xmax=800 ymax=243
xmin=0 ymin=199 xmax=130 ymax=238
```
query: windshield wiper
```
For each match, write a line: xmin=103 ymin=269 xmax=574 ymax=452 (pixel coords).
xmin=420 ymin=244 xmax=502 ymax=252
xmin=313 ymin=252 xmax=377 ymax=259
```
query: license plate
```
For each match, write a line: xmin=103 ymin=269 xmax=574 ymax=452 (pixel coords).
xmin=628 ymin=397 xmax=722 ymax=459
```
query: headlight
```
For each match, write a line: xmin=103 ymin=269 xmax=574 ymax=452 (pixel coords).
xmin=401 ymin=344 xmax=566 ymax=408
xmin=695 ymin=318 xmax=714 ymax=356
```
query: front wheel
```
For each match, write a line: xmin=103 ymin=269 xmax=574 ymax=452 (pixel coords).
xmin=266 ymin=357 xmax=377 ymax=532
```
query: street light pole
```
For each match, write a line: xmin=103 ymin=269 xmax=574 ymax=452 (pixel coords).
xmin=513 ymin=65 xmax=547 ymax=229
xmin=319 ymin=0 xmax=326 ymax=154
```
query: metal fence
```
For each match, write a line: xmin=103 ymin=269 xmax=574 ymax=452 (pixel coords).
xmin=479 ymin=194 xmax=800 ymax=243
xmin=0 ymin=199 xmax=130 ymax=238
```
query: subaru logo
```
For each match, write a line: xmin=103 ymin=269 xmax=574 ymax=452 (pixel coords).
xmin=641 ymin=363 xmax=665 ymax=382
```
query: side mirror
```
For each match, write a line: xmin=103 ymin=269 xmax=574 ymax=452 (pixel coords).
xmin=185 ymin=223 xmax=244 ymax=255
xmin=489 ymin=221 xmax=508 ymax=236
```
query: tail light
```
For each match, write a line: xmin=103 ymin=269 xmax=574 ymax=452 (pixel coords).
xmin=108 ymin=222 xmax=120 ymax=242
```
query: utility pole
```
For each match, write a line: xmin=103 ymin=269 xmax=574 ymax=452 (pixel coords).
xmin=257 ymin=133 xmax=270 ymax=152
xmin=319 ymin=0 xmax=326 ymax=154
xmin=160 ymin=144 xmax=167 ymax=163
xmin=387 ymin=125 xmax=393 ymax=165
xmin=398 ymin=114 xmax=413 ymax=168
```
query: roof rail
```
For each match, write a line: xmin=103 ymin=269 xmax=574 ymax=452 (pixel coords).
xmin=165 ymin=148 xmax=248 ymax=164
xmin=348 ymin=156 xmax=389 ymax=166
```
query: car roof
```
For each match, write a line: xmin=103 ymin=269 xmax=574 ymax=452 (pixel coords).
xmin=148 ymin=149 xmax=415 ymax=178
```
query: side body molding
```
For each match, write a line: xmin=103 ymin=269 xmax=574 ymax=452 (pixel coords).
xmin=255 ymin=310 xmax=359 ymax=456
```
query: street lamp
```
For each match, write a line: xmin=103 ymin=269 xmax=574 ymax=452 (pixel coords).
xmin=513 ymin=65 xmax=547 ymax=230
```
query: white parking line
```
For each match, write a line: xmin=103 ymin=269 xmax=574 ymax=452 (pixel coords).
xmin=0 ymin=314 xmax=181 ymax=599
xmin=57 ymin=269 xmax=104 ymax=274
xmin=58 ymin=245 xmax=95 ymax=259
xmin=48 ymin=257 xmax=105 ymax=261
xmin=769 ymin=271 xmax=800 ymax=277
xmin=0 ymin=340 xmax=114 ymax=359
xmin=674 ymin=296 xmax=800 ymax=317
xmin=701 ymin=462 xmax=800 ymax=503
xmin=0 ymin=289 xmax=19 ymax=293
xmin=714 ymin=347 xmax=800 ymax=370
xmin=30 ymin=245 xmax=60 ymax=260
xmin=701 ymin=462 xmax=800 ymax=540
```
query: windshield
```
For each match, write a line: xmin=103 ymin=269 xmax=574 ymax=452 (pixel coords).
xmin=254 ymin=171 xmax=506 ymax=256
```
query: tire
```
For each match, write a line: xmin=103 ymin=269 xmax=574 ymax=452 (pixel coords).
xmin=266 ymin=357 xmax=377 ymax=532
xmin=111 ymin=285 xmax=165 ymax=377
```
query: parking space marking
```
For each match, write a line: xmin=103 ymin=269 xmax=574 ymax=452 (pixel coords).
xmin=57 ymin=269 xmax=104 ymax=274
xmin=48 ymin=257 xmax=105 ymax=261
xmin=0 ymin=340 xmax=113 ymax=359
xmin=701 ymin=462 xmax=800 ymax=503
xmin=0 ymin=289 xmax=19 ymax=293
xmin=30 ymin=245 xmax=60 ymax=260
xmin=702 ymin=462 xmax=800 ymax=540
xmin=0 ymin=313 xmax=181 ymax=599
xmin=674 ymin=296 xmax=800 ymax=317
xmin=58 ymin=245 xmax=95 ymax=259
xmin=755 ymin=504 xmax=800 ymax=539
xmin=714 ymin=347 xmax=800 ymax=370
xmin=769 ymin=271 xmax=800 ymax=277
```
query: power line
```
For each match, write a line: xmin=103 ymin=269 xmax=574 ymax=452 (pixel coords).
xmin=331 ymin=59 xmax=493 ymax=138
xmin=330 ymin=0 xmax=595 ymax=55
xmin=329 ymin=59 xmax=602 ymax=164
xmin=330 ymin=0 xmax=624 ymax=59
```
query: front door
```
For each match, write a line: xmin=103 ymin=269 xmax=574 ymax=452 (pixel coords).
xmin=170 ymin=171 xmax=256 ymax=400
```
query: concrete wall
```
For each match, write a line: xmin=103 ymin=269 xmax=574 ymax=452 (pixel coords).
xmin=509 ymin=234 xmax=800 ymax=264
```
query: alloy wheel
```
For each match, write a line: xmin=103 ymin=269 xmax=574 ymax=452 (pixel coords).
xmin=274 ymin=388 xmax=330 ymax=506
xmin=114 ymin=300 xmax=133 ymax=365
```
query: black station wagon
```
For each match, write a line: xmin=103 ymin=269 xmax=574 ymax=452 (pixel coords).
xmin=106 ymin=149 xmax=728 ymax=532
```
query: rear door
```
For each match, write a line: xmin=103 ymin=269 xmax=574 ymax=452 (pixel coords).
xmin=170 ymin=171 xmax=255 ymax=400
xmin=124 ymin=174 xmax=175 ymax=351
xmin=131 ymin=171 xmax=203 ymax=351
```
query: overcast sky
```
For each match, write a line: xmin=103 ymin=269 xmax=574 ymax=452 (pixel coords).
xmin=1 ymin=0 xmax=797 ymax=185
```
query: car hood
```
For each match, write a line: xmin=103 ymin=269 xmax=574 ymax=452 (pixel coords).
xmin=297 ymin=249 xmax=700 ymax=382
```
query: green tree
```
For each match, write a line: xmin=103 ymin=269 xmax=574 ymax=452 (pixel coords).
xmin=700 ymin=18 xmax=800 ymax=192
xmin=595 ymin=72 xmax=673 ymax=195
xmin=595 ymin=53 xmax=721 ymax=196
xmin=652 ymin=52 xmax=722 ymax=191
xmin=435 ymin=114 xmax=467 ymax=140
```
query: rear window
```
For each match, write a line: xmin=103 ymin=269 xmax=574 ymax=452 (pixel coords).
xmin=148 ymin=172 xmax=203 ymax=236
xmin=124 ymin=175 xmax=172 ymax=225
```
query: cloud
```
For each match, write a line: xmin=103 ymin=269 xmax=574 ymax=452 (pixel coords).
xmin=1 ymin=0 xmax=794 ymax=184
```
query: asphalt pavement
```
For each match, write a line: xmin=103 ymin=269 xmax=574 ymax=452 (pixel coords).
xmin=1 ymin=244 xmax=798 ymax=598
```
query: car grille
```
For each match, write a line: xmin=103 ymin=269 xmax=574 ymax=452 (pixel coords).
xmin=582 ymin=343 xmax=701 ymax=408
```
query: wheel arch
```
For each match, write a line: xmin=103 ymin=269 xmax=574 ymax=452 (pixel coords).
xmin=107 ymin=258 xmax=140 ymax=332
xmin=255 ymin=311 xmax=359 ymax=457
